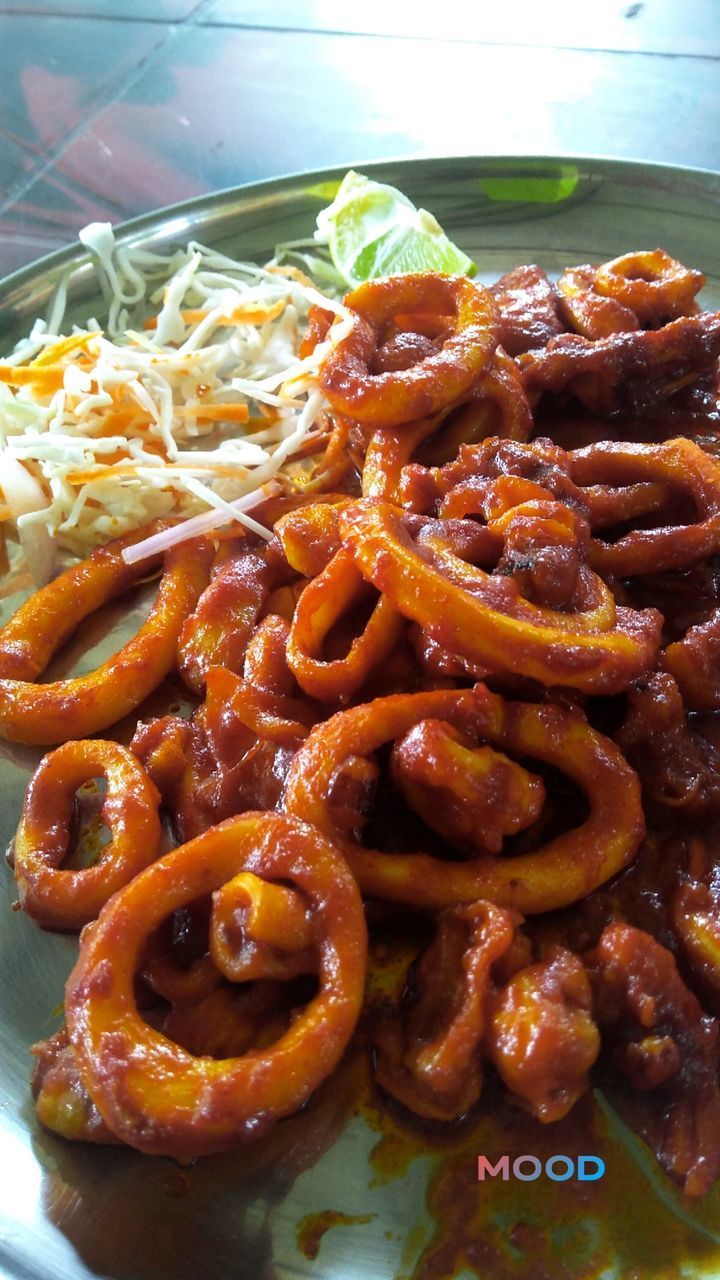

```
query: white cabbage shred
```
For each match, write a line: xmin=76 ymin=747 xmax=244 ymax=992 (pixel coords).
xmin=0 ymin=223 xmax=351 ymax=579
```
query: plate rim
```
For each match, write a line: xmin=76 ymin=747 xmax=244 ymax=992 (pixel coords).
xmin=2 ymin=150 xmax=720 ymax=306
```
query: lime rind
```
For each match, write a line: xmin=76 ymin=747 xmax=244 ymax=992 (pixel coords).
xmin=316 ymin=170 xmax=476 ymax=286
xmin=315 ymin=170 xmax=413 ymax=247
xmin=353 ymin=219 xmax=476 ymax=281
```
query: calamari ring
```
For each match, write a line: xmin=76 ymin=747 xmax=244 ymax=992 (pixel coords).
xmin=338 ymin=499 xmax=661 ymax=693
xmin=210 ymin=872 xmax=315 ymax=981
xmin=14 ymin=740 xmax=161 ymax=930
xmin=231 ymin=620 xmax=317 ymax=740
xmin=581 ymin=481 xmax=667 ymax=531
xmin=488 ymin=947 xmax=600 ymax=1123
xmin=390 ymin=718 xmax=546 ymax=853
xmin=463 ymin=348 xmax=534 ymax=443
xmin=593 ymin=249 xmax=704 ymax=325
xmin=665 ymin=610 xmax=720 ymax=710
xmin=177 ymin=547 xmax=268 ymax=693
xmin=160 ymin=982 xmax=294 ymax=1062
xmin=374 ymin=900 xmax=517 ymax=1121
xmin=31 ymin=1027 xmax=117 ymax=1145
xmin=242 ymin=615 xmax=300 ymax=698
xmin=360 ymin=354 xmax=532 ymax=503
xmin=286 ymin=548 xmax=405 ymax=703
xmin=0 ymin=525 xmax=213 ymax=745
xmin=274 ymin=502 xmax=345 ymax=578
xmin=318 ymin=273 xmax=499 ymax=426
xmin=571 ymin=438 xmax=720 ymax=576
xmin=558 ymin=263 xmax=639 ymax=339
xmin=398 ymin=434 xmax=586 ymax=522
xmin=368 ymin=501 xmax=606 ymax=630
xmin=283 ymin=685 xmax=645 ymax=912
xmin=141 ymin=940 xmax=220 ymax=1005
xmin=416 ymin=348 xmax=534 ymax=467
xmin=518 ymin=312 xmax=720 ymax=419
xmin=64 ymin=811 xmax=367 ymax=1158
xmin=672 ymin=875 xmax=720 ymax=996
xmin=362 ymin=418 xmax=438 ymax=502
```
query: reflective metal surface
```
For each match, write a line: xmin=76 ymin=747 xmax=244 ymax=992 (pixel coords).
xmin=2 ymin=157 xmax=720 ymax=1280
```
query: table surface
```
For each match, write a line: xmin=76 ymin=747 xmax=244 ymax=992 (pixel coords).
xmin=1 ymin=0 xmax=720 ymax=281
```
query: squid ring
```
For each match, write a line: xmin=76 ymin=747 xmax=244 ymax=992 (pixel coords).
xmin=286 ymin=548 xmax=406 ymax=703
xmin=362 ymin=418 xmax=438 ymax=502
xmin=664 ymin=611 xmax=720 ymax=711
xmin=274 ymin=501 xmax=345 ymax=578
xmin=210 ymin=872 xmax=315 ymax=981
xmin=593 ymin=250 xmax=704 ymax=324
xmin=64 ymin=811 xmax=367 ymax=1158
xmin=339 ymin=499 xmax=661 ymax=693
xmin=374 ymin=899 xmax=517 ymax=1121
xmin=176 ymin=547 xmax=268 ymax=693
xmin=283 ymin=685 xmax=644 ymax=912
xmin=571 ymin=438 xmax=720 ymax=576
xmin=13 ymin=739 xmax=161 ymax=930
xmin=412 ymin=348 xmax=535 ymax=469
xmin=360 ymin=353 xmax=532 ymax=502
xmin=0 ymin=526 xmax=213 ymax=745
xmin=318 ymin=273 xmax=499 ymax=426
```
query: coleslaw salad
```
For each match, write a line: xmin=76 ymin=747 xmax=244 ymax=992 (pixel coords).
xmin=0 ymin=224 xmax=352 ymax=582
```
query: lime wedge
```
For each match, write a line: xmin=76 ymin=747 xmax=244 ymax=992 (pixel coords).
xmin=316 ymin=170 xmax=476 ymax=287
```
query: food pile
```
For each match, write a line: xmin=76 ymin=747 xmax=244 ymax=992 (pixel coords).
xmin=3 ymin=184 xmax=720 ymax=1199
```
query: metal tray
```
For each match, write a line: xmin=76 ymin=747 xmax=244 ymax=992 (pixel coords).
xmin=2 ymin=156 xmax=720 ymax=1280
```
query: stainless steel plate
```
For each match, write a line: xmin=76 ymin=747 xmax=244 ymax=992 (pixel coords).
xmin=2 ymin=156 xmax=720 ymax=1280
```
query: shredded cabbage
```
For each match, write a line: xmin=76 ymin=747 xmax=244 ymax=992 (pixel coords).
xmin=0 ymin=224 xmax=350 ymax=576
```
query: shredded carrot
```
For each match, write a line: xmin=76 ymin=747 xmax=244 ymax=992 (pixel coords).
xmin=143 ymin=299 xmax=285 ymax=332
xmin=0 ymin=504 xmax=11 ymax=522
xmin=267 ymin=264 xmax=316 ymax=289
xmin=222 ymin=300 xmax=286 ymax=326
xmin=95 ymin=407 xmax=151 ymax=436
xmin=66 ymin=462 xmax=146 ymax=485
xmin=30 ymin=331 xmax=101 ymax=367
xmin=143 ymin=309 xmax=208 ymax=331
xmin=0 ymin=365 xmax=66 ymax=393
